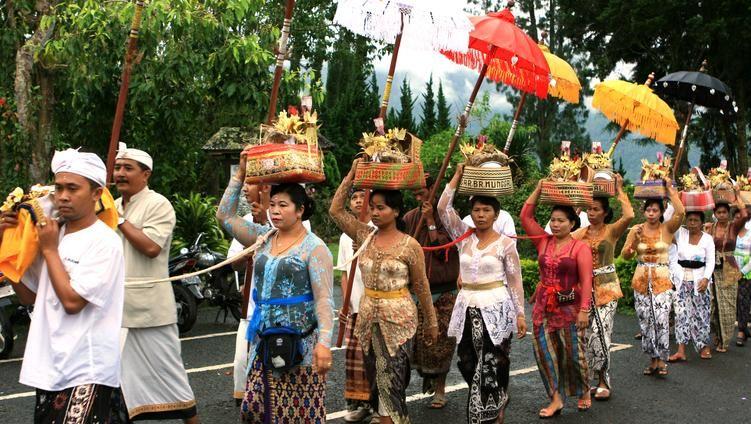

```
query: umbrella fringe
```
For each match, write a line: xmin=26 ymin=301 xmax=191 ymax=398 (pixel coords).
xmin=549 ymin=79 xmax=580 ymax=104
xmin=443 ymin=50 xmax=548 ymax=98
xmin=592 ymin=94 xmax=679 ymax=145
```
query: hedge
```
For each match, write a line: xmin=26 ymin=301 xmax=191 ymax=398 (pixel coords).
xmin=520 ymin=257 xmax=637 ymax=313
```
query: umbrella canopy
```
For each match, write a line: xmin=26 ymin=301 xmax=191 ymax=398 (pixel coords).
xmin=592 ymin=74 xmax=679 ymax=146
xmin=333 ymin=0 xmax=472 ymax=52
xmin=654 ymin=70 xmax=736 ymax=115
xmin=442 ymin=9 xmax=550 ymax=98
xmin=540 ymin=44 xmax=580 ymax=103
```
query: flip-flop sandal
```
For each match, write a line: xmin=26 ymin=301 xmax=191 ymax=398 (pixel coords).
xmin=539 ymin=406 xmax=563 ymax=419
xmin=657 ymin=365 xmax=668 ymax=377
xmin=668 ymin=355 xmax=687 ymax=363
xmin=594 ymin=387 xmax=611 ymax=401
xmin=700 ymin=351 xmax=712 ymax=359
xmin=643 ymin=366 xmax=658 ymax=376
xmin=716 ymin=347 xmax=727 ymax=353
xmin=428 ymin=394 xmax=447 ymax=409
xmin=577 ymin=398 xmax=592 ymax=411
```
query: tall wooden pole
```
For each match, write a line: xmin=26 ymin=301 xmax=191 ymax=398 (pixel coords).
xmin=266 ymin=0 xmax=297 ymax=125
xmin=378 ymin=14 xmax=405 ymax=120
xmin=411 ymin=48 xmax=496 ymax=238
xmin=671 ymin=60 xmax=707 ymax=178
xmin=106 ymin=0 xmax=146 ymax=183
xmin=503 ymin=92 xmax=527 ymax=154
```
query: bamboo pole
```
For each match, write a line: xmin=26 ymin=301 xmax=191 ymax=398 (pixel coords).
xmin=266 ymin=0 xmax=297 ymax=125
xmin=671 ymin=61 xmax=707 ymax=178
xmin=411 ymin=48 xmax=496 ymax=238
xmin=502 ymin=92 xmax=527 ymax=154
xmin=106 ymin=0 xmax=146 ymax=183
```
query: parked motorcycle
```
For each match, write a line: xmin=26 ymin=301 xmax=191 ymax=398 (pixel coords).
xmin=169 ymin=233 xmax=242 ymax=334
xmin=0 ymin=281 xmax=14 ymax=358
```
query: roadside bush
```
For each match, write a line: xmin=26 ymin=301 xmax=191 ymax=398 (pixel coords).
xmin=172 ymin=193 xmax=229 ymax=255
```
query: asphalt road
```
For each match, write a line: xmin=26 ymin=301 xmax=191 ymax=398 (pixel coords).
xmin=1 ymin=286 xmax=750 ymax=423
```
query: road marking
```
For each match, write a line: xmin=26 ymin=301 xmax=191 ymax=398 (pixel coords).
xmin=326 ymin=343 xmax=634 ymax=420
xmin=0 ymin=342 xmax=634 ymax=403
xmin=0 ymin=361 xmax=236 ymax=401
xmin=180 ymin=331 xmax=236 ymax=341
xmin=0 ymin=357 xmax=22 ymax=364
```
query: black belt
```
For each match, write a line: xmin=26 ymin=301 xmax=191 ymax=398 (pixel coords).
xmin=678 ymin=260 xmax=705 ymax=269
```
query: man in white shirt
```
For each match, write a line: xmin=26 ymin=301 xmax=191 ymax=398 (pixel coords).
xmin=462 ymin=206 xmax=517 ymax=237
xmin=113 ymin=144 xmax=198 ymax=423
xmin=10 ymin=149 xmax=124 ymax=423
xmin=337 ymin=187 xmax=373 ymax=422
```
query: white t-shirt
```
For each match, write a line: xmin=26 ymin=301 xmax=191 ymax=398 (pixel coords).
xmin=227 ymin=213 xmax=311 ymax=319
xmin=20 ymin=220 xmax=125 ymax=391
xmin=544 ymin=211 xmax=590 ymax=233
xmin=462 ymin=210 xmax=517 ymax=238
xmin=337 ymin=232 xmax=365 ymax=314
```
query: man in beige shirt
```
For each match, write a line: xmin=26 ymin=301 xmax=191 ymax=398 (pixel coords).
xmin=113 ymin=143 xmax=199 ymax=423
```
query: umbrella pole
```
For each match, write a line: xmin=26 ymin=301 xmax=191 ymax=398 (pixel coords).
xmin=606 ymin=122 xmax=629 ymax=157
xmin=672 ymin=103 xmax=695 ymax=179
xmin=503 ymin=92 xmax=527 ymax=154
xmin=106 ymin=0 xmax=146 ymax=184
xmin=411 ymin=60 xmax=491 ymax=237
xmin=266 ymin=0 xmax=297 ymax=125
xmin=378 ymin=14 xmax=405 ymax=120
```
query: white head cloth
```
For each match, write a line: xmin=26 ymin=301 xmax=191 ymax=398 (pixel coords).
xmin=116 ymin=142 xmax=153 ymax=170
xmin=51 ymin=148 xmax=107 ymax=187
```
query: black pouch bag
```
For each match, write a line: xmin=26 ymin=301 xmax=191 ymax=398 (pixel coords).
xmin=256 ymin=323 xmax=317 ymax=373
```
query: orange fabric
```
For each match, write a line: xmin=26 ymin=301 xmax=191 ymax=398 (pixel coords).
xmin=0 ymin=209 xmax=39 ymax=283
xmin=0 ymin=188 xmax=118 ymax=283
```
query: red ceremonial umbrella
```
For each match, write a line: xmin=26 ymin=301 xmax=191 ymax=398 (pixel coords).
xmin=413 ymin=0 xmax=549 ymax=236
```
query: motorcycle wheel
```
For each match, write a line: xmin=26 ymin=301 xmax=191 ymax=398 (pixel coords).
xmin=0 ymin=310 xmax=14 ymax=359
xmin=173 ymin=284 xmax=198 ymax=335
xmin=214 ymin=268 xmax=243 ymax=322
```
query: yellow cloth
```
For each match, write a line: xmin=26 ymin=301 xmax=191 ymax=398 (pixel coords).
xmin=364 ymin=287 xmax=410 ymax=299
xmin=0 ymin=188 xmax=119 ymax=283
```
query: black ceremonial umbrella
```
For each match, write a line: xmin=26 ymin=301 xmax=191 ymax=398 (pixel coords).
xmin=654 ymin=60 xmax=737 ymax=176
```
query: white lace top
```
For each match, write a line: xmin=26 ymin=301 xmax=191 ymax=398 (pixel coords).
xmin=438 ymin=186 xmax=525 ymax=346
xmin=674 ymin=227 xmax=715 ymax=293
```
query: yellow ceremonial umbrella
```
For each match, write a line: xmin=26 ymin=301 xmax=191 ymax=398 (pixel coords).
xmin=503 ymin=37 xmax=581 ymax=152
xmin=592 ymin=72 xmax=679 ymax=155
xmin=541 ymin=44 xmax=581 ymax=104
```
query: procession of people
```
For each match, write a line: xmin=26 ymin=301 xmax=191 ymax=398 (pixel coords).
xmin=2 ymin=1 xmax=751 ymax=423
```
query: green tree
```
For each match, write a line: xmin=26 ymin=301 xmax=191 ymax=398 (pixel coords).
xmin=436 ymin=80 xmax=453 ymax=131
xmin=0 ymin=0 xmax=335 ymax=195
xmin=419 ymin=74 xmax=437 ymax=138
xmin=558 ymin=0 xmax=751 ymax=176
xmin=322 ymin=31 xmax=379 ymax=173
xmin=386 ymin=107 xmax=399 ymax=132
xmin=395 ymin=78 xmax=416 ymax=131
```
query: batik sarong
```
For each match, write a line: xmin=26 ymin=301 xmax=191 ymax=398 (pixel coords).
xmin=585 ymin=299 xmax=617 ymax=389
xmin=635 ymin=290 xmax=672 ymax=361
xmin=35 ymin=384 xmax=114 ymax=424
xmin=711 ymin=266 xmax=739 ymax=349
xmin=364 ymin=323 xmax=412 ymax=424
xmin=414 ymin=292 xmax=457 ymax=393
xmin=456 ymin=307 xmax=511 ymax=424
xmin=240 ymin=357 xmax=327 ymax=423
xmin=674 ymin=280 xmax=711 ymax=351
xmin=738 ymin=279 xmax=751 ymax=334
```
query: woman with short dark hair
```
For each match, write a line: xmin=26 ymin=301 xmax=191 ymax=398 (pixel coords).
xmin=621 ymin=176 xmax=684 ymax=377
xmin=669 ymin=210 xmax=715 ymax=361
xmin=704 ymin=195 xmax=748 ymax=351
xmin=437 ymin=164 xmax=526 ymax=423
xmin=330 ymin=159 xmax=437 ymax=424
xmin=217 ymin=149 xmax=334 ymax=423
xmin=573 ymin=175 xmax=634 ymax=400
xmin=522 ymin=180 xmax=594 ymax=418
